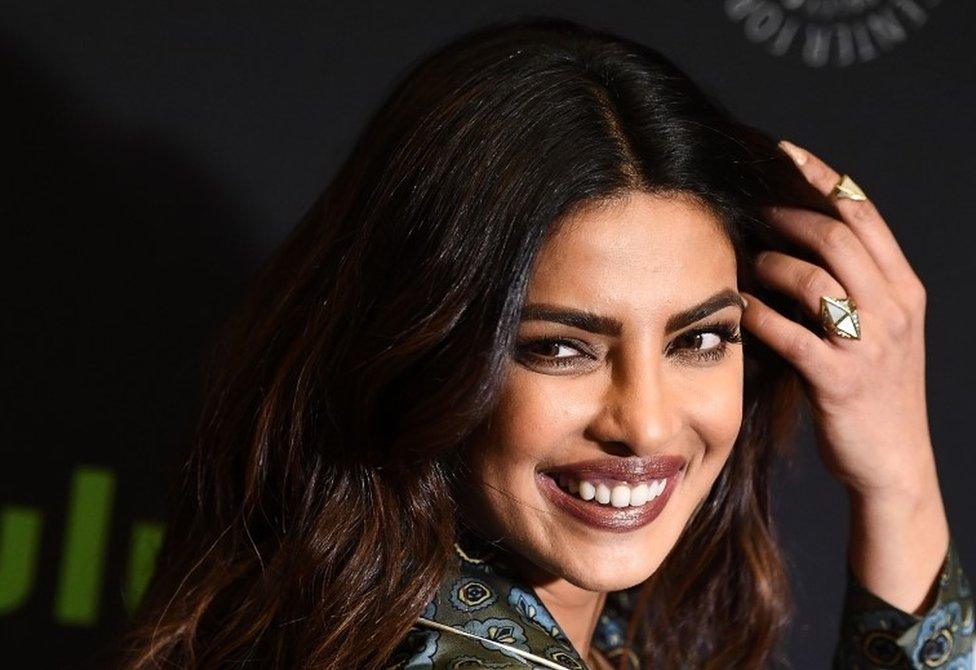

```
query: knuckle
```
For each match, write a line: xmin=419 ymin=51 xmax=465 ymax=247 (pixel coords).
xmin=887 ymin=305 xmax=914 ymax=337
xmin=908 ymin=278 xmax=928 ymax=307
xmin=786 ymin=331 xmax=817 ymax=362
xmin=862 ymin=339 xmax=886 ymax=366
xmin=849 ymin=201 xmax=878 ymax=223
xmin=799 ymin=266 xmax=833 ymax=296
xmin=822 ymin=222 xmax=854 ymax=252
xmin=806 ymin=162 xmax=828 ymax=182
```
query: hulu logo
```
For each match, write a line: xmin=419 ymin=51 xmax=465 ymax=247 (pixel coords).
xmin=0 ymin=466 xmax=164 ymax=625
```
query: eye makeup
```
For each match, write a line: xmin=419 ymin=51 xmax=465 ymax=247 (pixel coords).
xmin=515 ymin=318 xmax=742 ymax=370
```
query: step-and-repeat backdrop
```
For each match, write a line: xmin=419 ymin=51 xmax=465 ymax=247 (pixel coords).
xmin=4 ymin=2 xmax=973 ymax=668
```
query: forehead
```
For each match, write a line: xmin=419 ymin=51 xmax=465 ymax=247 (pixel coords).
xmin=526 ymin=191 xmax=737 ymax=322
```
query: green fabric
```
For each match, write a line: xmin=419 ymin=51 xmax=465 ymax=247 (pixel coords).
xmin=385 ymin=529 xmax=973 ymax=669
xmin=833 ymin=538 xmax=974 ymax=669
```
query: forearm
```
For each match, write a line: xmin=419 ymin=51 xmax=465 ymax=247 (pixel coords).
xmin=845 ymin=456 xmax=950 ymax=615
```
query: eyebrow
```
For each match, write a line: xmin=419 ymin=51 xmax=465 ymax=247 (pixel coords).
xmin=520 ymin=288 xmax=745 ymax=336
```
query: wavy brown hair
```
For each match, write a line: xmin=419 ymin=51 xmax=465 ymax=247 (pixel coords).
xmin=113 ymin=15 xmax=842 ymax=670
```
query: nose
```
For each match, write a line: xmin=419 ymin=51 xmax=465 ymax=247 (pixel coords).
xmin=588 ymin=347 xmax=681 ymax=454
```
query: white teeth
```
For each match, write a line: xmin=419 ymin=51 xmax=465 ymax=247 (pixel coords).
xmin=578 ymin=480 xmax=596 ymax=500
xmin=629 ymin=483 xmax=649 ymax=506
xmin=553 ymin=475 xmax=669 ymax=508
xmin=610 ymin=484 xmax=630 ymax=508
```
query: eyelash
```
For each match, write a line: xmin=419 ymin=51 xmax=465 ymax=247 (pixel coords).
xmin=515 ymin=319 xmax=743 ymax=370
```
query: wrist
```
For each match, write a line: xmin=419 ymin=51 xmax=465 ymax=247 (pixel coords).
xmin=845 ymin=465 xmax=947 ymax=556
xmin=845 ymin=473 xmax=950 ymax=615
xmin=842 ymin=448 xmax=941 ymax=515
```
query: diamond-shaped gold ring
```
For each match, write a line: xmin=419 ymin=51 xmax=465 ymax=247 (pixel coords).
xmin=820 ymin=296 xmax=861 ymax=340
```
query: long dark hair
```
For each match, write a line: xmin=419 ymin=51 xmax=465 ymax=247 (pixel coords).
xmin=115 ymin=15 xmax=839 ymax=669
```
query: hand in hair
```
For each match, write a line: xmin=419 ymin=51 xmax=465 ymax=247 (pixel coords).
xmin=741 ymin=139 xmax=949 ymax=617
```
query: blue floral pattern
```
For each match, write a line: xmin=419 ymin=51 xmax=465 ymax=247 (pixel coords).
xmin=450 ymin=577 xmax=498 ymax=613
xmin=508 ymin=586 xmax=565 ymax=641
xmin=461 ymin=617 xmax=530 ymax=662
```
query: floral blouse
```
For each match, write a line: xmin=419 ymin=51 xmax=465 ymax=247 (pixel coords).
xmin=384 ymin=527 xmax=973 ymax=669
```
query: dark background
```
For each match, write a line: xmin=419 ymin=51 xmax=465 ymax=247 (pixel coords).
xmin=3 ymin=2 xmax=974 ymax=668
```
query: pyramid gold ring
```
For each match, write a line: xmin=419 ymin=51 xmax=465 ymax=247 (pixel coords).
xmin=831 ymin=174 xmax=867 ymax=201
xmin=820 ymin=295 xmax=861 ymax=340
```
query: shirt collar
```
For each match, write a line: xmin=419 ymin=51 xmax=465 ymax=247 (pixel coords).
xmin=412 ymin=525 xmax=644 ymax=669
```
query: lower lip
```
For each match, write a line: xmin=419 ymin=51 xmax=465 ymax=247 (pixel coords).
xmin=536 ymin=471 xmax=680 ymax=533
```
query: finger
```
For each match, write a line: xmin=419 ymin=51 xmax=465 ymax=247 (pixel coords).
xmin=755 ymin=249 xmax=847 ymax=320
xmin=740 ymin=290 xmax=833 ymax=382
xmin=778 ymin=140 xmax=920 ymax=287
xmin=761 ymin=204 xmax=888 ymax=307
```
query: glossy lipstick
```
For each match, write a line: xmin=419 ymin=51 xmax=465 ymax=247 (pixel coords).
xmin=536 ymin=455 xmax=686 ymax=533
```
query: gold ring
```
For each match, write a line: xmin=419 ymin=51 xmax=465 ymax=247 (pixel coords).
xmin=820 ymin=295 xmax=860 ymax=340
xmin=831 ymin=174 xmax=867 ymax=201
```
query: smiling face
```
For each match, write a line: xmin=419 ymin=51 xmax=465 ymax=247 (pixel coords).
xmin=458 ymin=189 xmax=745 ymax=593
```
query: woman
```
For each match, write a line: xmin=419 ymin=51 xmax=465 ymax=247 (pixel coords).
xmin=115 ymin=16 xmax=973 ymax=670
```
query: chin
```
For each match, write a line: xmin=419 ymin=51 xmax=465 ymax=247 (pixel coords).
xmin=535 ymin=539 xmax=666 ymax=593
xmin=559 ymin=556 xmax=657 ymax=593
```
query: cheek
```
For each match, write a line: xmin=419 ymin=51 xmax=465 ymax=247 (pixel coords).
xmin=701 ymin=384 xmax=743 ymax=450
xmin=682 ymin=364 xmax=744 ymax=474
xmin=465 ymin=372 xmax=573 ymax=495
xmin=489 ymin=369 xmax=581 ymax=456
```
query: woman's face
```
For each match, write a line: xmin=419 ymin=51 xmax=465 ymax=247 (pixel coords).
xmin=460 ymin=189 xmax=745 ymax=593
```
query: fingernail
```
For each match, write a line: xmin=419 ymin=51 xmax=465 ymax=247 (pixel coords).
xmin=741 ymin=294 xmax=749 ymax=308
xmin=778 ymin=139 xmax=808 ymax=166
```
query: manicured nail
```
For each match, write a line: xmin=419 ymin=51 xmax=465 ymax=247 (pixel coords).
xmin=778 ymin=139 xmax=808 ymax=166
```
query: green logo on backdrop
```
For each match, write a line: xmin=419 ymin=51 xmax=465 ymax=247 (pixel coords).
xmin=0 ymin=466 xmax=164 ymax=625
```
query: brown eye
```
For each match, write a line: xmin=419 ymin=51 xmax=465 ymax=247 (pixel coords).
xmin=670 ymin=321 xmax=742 ymax=363
xmin=515 ymin=337 xmax=591 ymax=369
xmin=530 ymin=341 xmax=577 ymax=358
xmin=686 ymin=332 xmax=722 ymax=352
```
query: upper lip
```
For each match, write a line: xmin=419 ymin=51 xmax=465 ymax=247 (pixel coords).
xmin=541 ymin=454 xmax=687 ymax=483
